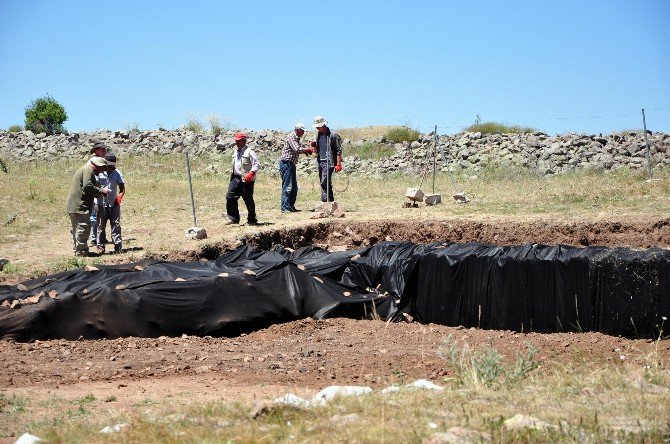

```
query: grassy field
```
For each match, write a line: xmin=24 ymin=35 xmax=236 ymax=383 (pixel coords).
xmin=0 ymin=154 xmax=669 ymax=281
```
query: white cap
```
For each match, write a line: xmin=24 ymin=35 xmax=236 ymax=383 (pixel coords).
xmin=294 ymin=123 xmax=306 ymax=131
xmin=312 ymin=116 xmax=328 ymax=128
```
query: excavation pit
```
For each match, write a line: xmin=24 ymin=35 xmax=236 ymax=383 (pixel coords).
xmin=1 ymin=219 xmax=669 ymax=341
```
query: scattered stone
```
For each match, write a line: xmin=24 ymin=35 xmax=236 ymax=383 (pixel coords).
xmin=329 ymin=413 xmax=362 ymax=426
xmin=184 ymin=226 xmax=207 ymax=240
xmin=424 ymin=194 xmax=442 ymax=206
xmin=16 ymin=283 xmax=28 ymax=291
xmin=14 ymin=433 xmax=44 ymax=444
xmin=218 ymin=272 xmax=229 ymax=277
xmin=424 ymin=427 xmax=491 ymax=444
xmin=313 ymin=385 xmax=372 ymax=402
xmin=115 ymin=285 xmax=126 ymax=290
xmin=408 ymin=379 xmax=445 ymax=391
xmin=134 ymin=265 xmax=144 ymax=271
xmin=100 ymin=423 xmax=130 ymax=434
xmin=273 ymin=393 xmax=309 ymax=407
xmin=504 ymin=414 xmax=558 ymax=431
xmin=84 ymin=265 xmax=99 ymax=272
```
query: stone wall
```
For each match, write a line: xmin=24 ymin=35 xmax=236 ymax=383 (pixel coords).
xmin=1 ymin=129 xmax=668 ymax=176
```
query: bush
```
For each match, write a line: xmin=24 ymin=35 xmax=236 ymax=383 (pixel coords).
xmin=24 ymin=95 xmax=68 ymax=135
xmin=207 ymin=115 xmax=232 ymax=137
xmin=8 ymin=125 xmax=22 ymax=132
xmin=464 ymin=122 xmax=537 ymax=134
xmin=384 ymin=126 xmax=421 ymax=143
xmin=348 ymin=142 xmax=396 ymax=160
xmin=185 ymin=116 xmax=204 ymax=133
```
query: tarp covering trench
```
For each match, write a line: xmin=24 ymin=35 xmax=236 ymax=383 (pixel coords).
xmin=1 ymin=242 xmax=668 ymax=341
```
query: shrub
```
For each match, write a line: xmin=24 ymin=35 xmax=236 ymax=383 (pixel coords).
xmin=438 ymin=335 xmax=539 ymax=388
xmin=464 ymin=121 xmax=537 ymax=134
xmin=8 ymin=125 xmax=22 ymax=132
xmin=348 ymin=142 xmax=396 ymax=160
xmin=207 ymin=114 xmax=232 ymax=137
xmin=24 ymin=95 xmax=68 ymax=135
xmin=185 ymin=116 xmax=204 ymax=133
xmin=384 ymin=126 xmax=421 ymax=143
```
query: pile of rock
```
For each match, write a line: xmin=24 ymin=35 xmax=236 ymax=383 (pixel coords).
xmin=1 ymin=129 xmax=668 ymax=176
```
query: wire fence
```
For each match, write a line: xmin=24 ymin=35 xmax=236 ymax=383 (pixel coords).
xmin=429 ymin=106 xmax=670 ymax=134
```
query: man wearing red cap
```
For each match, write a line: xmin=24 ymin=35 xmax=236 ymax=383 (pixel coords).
xmin=224 ymin=132 xmax=260 ymax=225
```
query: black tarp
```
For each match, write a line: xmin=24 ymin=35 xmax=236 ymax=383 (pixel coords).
xmin=1 ymin=242 xmax=668 ymax=341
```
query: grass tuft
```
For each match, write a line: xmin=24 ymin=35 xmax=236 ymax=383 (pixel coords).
xmin=465 ymin=121 xmax=538 ymax=134
xmin=384 ymin=126 xmax=421 ymax=143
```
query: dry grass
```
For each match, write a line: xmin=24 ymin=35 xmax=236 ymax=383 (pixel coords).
xmin=1 ymin=155 xmax=669 ymax=281
xmin=4 ymin=347 xmax=668 ymax=442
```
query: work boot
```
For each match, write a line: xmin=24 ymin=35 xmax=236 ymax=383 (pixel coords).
xmin=96 ymin=245 xmax=105 ymax=255
xmin=114 ymin=245 xmax=122 ymax=254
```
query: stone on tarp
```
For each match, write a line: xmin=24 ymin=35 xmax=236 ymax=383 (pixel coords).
xmin=184 ymin=226 xmax=207 ymax=240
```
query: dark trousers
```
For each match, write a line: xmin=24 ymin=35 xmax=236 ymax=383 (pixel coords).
xmin=226 ymin=175 xmax=257 ymax=223
xmin=318 ymin=160 xmax=335 ymax=202
xmin=279 ymin=160 xmax=298 ymax=211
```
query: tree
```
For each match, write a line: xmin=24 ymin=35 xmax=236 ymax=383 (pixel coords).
xmin=24 ymin=95 xmax=68 ymax=135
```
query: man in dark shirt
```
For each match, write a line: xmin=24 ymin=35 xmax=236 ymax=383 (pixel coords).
xmin=66 ymin=157 xmax=108 ymax=256
xmin=312 ymin=115 xmax=342 ymax=202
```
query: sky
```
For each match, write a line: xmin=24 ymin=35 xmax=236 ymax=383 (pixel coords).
xmin=1 ymin=0 xmax=669 ymax=135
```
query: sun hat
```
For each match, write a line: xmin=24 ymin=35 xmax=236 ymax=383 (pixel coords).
xmin=294 ymin=123 xmax=306 ymax=131
xmin=234 ymin=132 xmax=247 ymax=141
xmin=89 ymin=156 xmax=107 ymax=167
xmin=312 ymin=116 xmax=328 ymax=128
xmin=104 ymin=154 xmax=117 ymax=166
xmin=89 ymin=142 xmax=107 ymax=154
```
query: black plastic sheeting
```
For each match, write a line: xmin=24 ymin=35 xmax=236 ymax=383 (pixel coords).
xmin=1 ymin=242 xmax=669 ymax=341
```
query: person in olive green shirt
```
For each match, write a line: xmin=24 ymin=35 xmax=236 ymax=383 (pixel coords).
xmin=66 ymin=157 xmax=108 ymax=256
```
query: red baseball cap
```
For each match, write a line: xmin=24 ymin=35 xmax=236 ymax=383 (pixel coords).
xmin=234 ymin=132 xmax=247 ymax=141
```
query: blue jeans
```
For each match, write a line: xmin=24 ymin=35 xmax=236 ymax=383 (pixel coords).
xmin=279 ymin=160 xmax=298 ymax=211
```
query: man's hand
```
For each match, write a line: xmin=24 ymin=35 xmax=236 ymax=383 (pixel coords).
xmin=305 ymin=147 xmax=315 ymax=155
xmin=115 ymin=195 xmax=123 ymax=206
xmin=335 ymin=164 xmax=342 ymax=173
xmin=100 ymin=188 xmax=109 ymax=196
xmin=310 ymin=141 xmax=316 ymax=148
xmin=244 ymin=172 xmax=255 ymax=182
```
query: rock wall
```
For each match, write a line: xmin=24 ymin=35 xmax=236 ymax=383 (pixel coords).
xmin=1 ymin=129 xmax=668 ymax=176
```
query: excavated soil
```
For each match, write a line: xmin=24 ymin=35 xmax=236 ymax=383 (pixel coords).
xmin=1 ymin=218 xmax=669 ymax=422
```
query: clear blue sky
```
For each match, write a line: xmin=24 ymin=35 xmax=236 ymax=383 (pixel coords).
xmin=1 ymin=0 xmax=669 ymax=135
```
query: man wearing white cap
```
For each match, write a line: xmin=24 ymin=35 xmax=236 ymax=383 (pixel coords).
xmin=279 ymin=123 xmax=314 ymax=212
xmin=66 ymin=157 xmax=108 ymax=256
xmin=311 ymin=116 xmax=342 ymax=202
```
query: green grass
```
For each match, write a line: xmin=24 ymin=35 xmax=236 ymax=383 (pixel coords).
xmin=8 ymin=124 xmax=22 ymax=132
xmin=384 ymin=126 xmax=421 ymax=143
xmin=465 ymin=121 xmax=538 ymax=134
xmin=348 ymin=142 xmax=397 ymax=160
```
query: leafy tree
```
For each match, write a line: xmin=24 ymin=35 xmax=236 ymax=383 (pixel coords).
xmin=24 ymin=95 xmax=68 ymax=135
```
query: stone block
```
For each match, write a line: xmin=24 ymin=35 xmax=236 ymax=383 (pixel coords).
xmin=424 ymin=194 xmax=442 ymax=205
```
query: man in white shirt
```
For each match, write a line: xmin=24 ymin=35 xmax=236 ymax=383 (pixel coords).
xmin=96 ymin=154 xmax=126 ymax=253
xmin=224 ymin=132 xmax=260 ymax=225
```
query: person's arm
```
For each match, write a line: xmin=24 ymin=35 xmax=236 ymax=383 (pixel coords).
xmin=334 ymin=133 xmax=343 ymax=170
xmin=83 ymin=169 xmax=105 ymax=197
